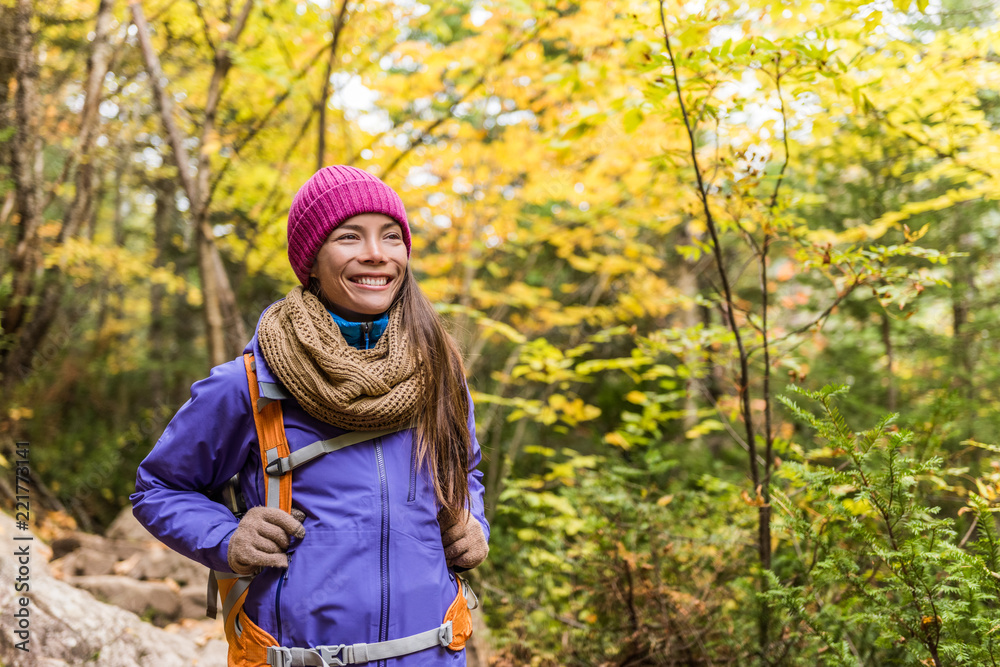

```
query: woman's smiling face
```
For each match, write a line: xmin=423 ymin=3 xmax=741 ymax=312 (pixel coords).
xmin=309 ymin=213 xmax=408 ymax=321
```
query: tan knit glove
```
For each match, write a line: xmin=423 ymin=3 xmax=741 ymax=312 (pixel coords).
xmin=227 ymin=507 xmax=306 ymax=575
xmin=441 ymin=511 xmax=489 ymax=570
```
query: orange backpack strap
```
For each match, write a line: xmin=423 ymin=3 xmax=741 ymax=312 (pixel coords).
xmin=211 ymin=353 xmax=294 ymax=647
xmin=243 ymin=352 xmax=292 ymax=513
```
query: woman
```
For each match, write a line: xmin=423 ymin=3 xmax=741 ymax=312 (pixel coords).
xmin=131 ymin=165 xmax=489 ymax=667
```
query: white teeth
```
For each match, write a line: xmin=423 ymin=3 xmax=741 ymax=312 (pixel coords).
xmin=355 ymin=277 xmax=388 ymax=287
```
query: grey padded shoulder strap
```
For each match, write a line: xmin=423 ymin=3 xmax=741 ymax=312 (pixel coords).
xmin=222 ymin=574 xmax=254 ymax=637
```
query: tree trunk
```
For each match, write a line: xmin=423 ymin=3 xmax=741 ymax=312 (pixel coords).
xmin=1 ymin=0 xmax=116 ymax=389
xmin=951 ymin=216 xmax=976 ymax=443
xmin=130 ymin=1 xmax=248 ymax=368
xmin=0 ymin=3 xmax=17 ymax=179
xmin=881 ymin=310 xmax=896 ymax=413
xmin=1 ymin=0 xmax=43 ymax=352
xmin=465 ymin=605 xmax=494 ymax=667
xmin=148 ymin=179 xmax=175 ymax=407
xmin=198 ymin=232 xmax=229 ymax=365
xmin=677 ymin=225 xmax=702 ymax=434
xmin=63 ymin=0 xmax=117 ymax=243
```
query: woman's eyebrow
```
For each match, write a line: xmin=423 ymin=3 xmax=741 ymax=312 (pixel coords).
xmin=334 ymin=221 xmax=400 ymax=232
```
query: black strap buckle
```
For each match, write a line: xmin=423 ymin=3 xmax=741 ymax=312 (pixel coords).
xmin=265 ymin=457 xmax=289 ymax=476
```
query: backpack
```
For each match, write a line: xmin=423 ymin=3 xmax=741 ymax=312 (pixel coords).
xmin=206 ymin=352 xmax=477 ymax=667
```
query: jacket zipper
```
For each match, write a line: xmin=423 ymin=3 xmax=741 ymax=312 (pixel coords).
xmin=375 ymin=437 xmax=390 ymax=665
xmin=362 ymin=320 xmax=373 ymax=350
xmin=275 ymin=552 xmax=292 ymax=646
xmin=408 ymin=432 xmax=417 ymax=503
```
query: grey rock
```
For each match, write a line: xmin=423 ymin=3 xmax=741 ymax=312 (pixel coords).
xmin=0 ymin=512 xmax=227 ymax=666
xmin=52 ymin=546 xmax=118 ymax=577
xmin=179 ymin=584 xmax=209 ymax=620
xmin=68 ymin=575 xmax=182 ymax=624
xmin=105 ymin=506 xmax=157 ymax=543
xmin=115 ymin=544 xmax=208 ymax=588
xmin=51 ymin=535 xmax=82 ymax=560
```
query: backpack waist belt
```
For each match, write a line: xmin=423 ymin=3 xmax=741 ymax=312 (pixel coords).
xmin=266 ymin=576 xmax=479 ymax=667
xmin=266 ymin=621 xmax=454 ymax=667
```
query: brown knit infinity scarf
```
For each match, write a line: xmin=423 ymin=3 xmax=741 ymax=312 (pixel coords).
xmin=257 ymin=286 xmax=425 ymax=430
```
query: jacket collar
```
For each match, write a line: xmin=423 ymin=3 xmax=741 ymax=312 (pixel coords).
xmin=327 ymin=310 xmax=389 ymax=350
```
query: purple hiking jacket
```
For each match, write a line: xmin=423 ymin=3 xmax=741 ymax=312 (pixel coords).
xmin=131 ymin=302 xmax=489 ymax=665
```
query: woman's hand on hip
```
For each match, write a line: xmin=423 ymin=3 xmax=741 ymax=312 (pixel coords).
xmin=441 ymin=511 xmax=489 ymax=570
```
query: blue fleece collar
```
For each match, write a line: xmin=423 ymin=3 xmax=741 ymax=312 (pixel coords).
xmin=327 ymin=310 xmax=389 ymax=350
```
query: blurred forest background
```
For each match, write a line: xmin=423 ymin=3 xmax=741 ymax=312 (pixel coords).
xmin=2 ymin=0 xmax=1000 ymax=664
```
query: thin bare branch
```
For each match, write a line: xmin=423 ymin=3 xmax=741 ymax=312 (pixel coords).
xmin=767 ymin=60 xmax=791 ymax=212
xmin=129 ymin=1 xmax=197 ymax=200
xmin=41 ymin=34 xmax=128 ymax=218
xmin=761 ymin=53 xmax=788 ymax=502
xmin=751 ymin=275 xmax=863 ymax=355
xmin=147 ymin=0 xmax=182 ymax=24
xmin=959 ymin=515 xmax=979 ymax=549
xmin=381 ymin=19 xmax=551 ymax=179
xmin=195 ymin=0 xmax=254 ymax=214
xmin=62 ymin=1 xmax=116 ymax=239
xmin=692 ymin=380 xmax=755 ymax=457
xmin=244 ymin=104 xmax=320 ymax=240
xmin=317 ymin=0 xmax=350 ymax=169
xmin=190 ymin=0 xmax=217 ymax=53
xmin=733 ymin=214 xmax=763 ymax=258
xmin=207 ymin=39 xmax=335 ymax=200
xmin=660 ymin=1 xmax=774 ymax=648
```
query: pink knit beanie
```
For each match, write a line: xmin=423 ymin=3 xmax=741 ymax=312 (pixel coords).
xmin=287 ymin=165 xmax=411 ymax=285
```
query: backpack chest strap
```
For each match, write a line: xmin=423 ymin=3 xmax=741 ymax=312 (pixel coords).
xmin=265 ymin=427 xmax=403 ymax=476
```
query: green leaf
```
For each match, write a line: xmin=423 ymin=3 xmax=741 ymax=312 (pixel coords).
xmin=623 ymin=108 xmax=643 ymax=134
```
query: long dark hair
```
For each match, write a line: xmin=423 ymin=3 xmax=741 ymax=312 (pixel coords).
xmin=393 ymin=265 xmax=472 ymax=522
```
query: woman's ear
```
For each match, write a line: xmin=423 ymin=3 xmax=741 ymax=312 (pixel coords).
xmin=307 ymin=276 xmax=322 ymax=298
